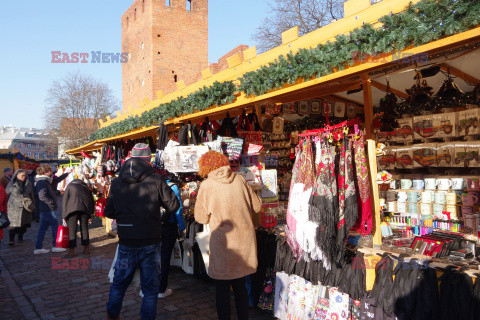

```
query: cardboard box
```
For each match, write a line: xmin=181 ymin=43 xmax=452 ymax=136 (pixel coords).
xmin=412 ymin=143 xmax=437 ymax=168
xmin=376 ymin=130 xmax=396 ymax=143
xmin=433 ymin=112 xmax=457 ymax=138
xmin=456 ymin=141 xmax=480 ymax=168
xmin=395 ymin=146 xmax=414 ymax=169
xmin=413 ymin=115 xmax=433 ymax=140
xmin=435 ymin=142 xmax=454 ymax=167
xmin=457 ymin=108 xmax=480 ymax=136
xmin=453 ymin=142 xmax=467 ymax=168
xmin=378 ymin=146 xmax=396 ymax=170
xmin=395 ymin=117 xmax=414 ymax=143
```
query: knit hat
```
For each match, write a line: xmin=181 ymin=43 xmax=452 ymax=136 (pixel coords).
xmin=4 ymin=167 xmax=11 ymax=173
xmin=131 ymin=143 xmax=151 ymax=160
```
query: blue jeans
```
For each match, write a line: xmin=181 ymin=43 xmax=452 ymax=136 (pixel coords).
xmin=35 ymin=211 xmax=59 ymax=249
xmin=107 ymin=243 xmax=161 ymax=320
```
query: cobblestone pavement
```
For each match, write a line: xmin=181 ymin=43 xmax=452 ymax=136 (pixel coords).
xmin=0 ymin=200 xmax=275 ymax=320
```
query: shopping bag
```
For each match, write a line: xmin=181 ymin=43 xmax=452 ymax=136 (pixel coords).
xmin=95 ymin=198 xmax=106 ymax=217
xmin=195 ymin=224 xmax=211 ymax=273
xmin=55 ymin=222 xmax=69 ymax=248
xmin=170 ymin=240 xmax=183 ymax=267
xmin=181 ymin=226 xmax=196 ymax=275
xmin=0 ymin=211 xmax=10 ymax=229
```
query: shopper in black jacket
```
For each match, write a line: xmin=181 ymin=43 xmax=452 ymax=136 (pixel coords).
xmin=34 ymin=164 xmax=68 ymax=254
xmin=62 ymin=178 xmax=95 ymax=257
xmin=105 ymin=143 xmax=180 ymax=320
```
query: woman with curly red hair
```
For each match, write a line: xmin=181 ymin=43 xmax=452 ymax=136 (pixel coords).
xmin=195 ymin=151 xmax=262 ymax=320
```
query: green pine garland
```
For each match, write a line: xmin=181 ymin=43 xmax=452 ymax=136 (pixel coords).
xmin=91 ymin=81 xmax=236 ymax=140
xmin=91 ymin=0 xmax=480 ymax=141
xmin=239 ymin=0 xmax=480 ymax=96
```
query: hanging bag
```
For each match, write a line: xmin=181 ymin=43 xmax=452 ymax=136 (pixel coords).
xmin=237 ymin=110 xmax=264 ymax=155
xmin=22 ymin=196 xmax=35 ymax=213
xmin=181 ymin=225 xmax=196 ymax=275
xmin=0 ymin=211 xmax=10 ymax=229
xmin=217 ymin=112 xmax=238 ymax=137
xmin=170 ymin=239 xmax=183 ymax=267
xmin=195 ymin=224 xmax=211 ymax=273
xmin=55 ymin=221 xmax=70 ymax=248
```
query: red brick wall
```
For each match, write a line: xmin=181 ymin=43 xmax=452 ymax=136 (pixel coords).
xmin=209 ymin=44 xmax=249 ymax=75
xmin=122 ymin=0 xmax=208 ymax=112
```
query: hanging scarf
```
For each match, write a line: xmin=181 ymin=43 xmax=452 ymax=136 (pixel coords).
xmin=351 ymin=133 xmax=373 ymax=235
xmin=309 ymin=138 xmax=337 ymax=265
xmin=335 ymin=136 xmax=358 ymax=263
xmin=286 ymin=145 xmax=303 ymax=259
xmin=286 ymin=139 xmax=314 ymax=259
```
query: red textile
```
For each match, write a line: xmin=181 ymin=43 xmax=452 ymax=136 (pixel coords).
xmin=0 ymin=185 xmax=6 ymax=239
xmin=352 ymin=134 xmax=373 ymax=235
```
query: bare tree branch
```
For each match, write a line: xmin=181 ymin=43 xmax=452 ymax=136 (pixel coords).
xmin=252 ymin=0 xmax=345 ymax=53
xmin=43 ymin=70 xmax=118 ymax=152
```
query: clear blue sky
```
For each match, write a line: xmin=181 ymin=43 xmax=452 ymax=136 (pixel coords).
xmin=0 ymin=0 xmax=269 ymax=129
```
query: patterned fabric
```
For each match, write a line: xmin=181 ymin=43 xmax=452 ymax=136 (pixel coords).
xmin=257 ymin=268 xmax=276 ymax=312
xmin=312 ymin=285 xmax=330 ymax=320
xmin=296 ymin=139 xmax=315 ymax=191
xmin=309 ymin=141 xmax=337 ymax=266
xmin=350 ymin=299 xmax=362 ymax=320
xmin=352 ymin=134 xmax=373 ymax=235
xmin=327 ymin=287 xmax=350 ymax=320
xmin=286 ymin=145 xmax=303 ymax=258
xmin=285 ymin=275 xmax=318 ymax=320
xmin=274 ymin=272 xmax=290 ymax=320
xmin=335 ymin=137 xmax=358 ymax=263
xmin=287 ymin=140 xmax=315 ymax=259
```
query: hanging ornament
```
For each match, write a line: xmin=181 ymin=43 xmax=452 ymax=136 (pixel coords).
xmin=378 ymin=80 xmax=400 ymax=132
xmin=405 ymin=71 xmax=435 ymax=113
xmin=434 ymin=67 xmax=464 ymax=111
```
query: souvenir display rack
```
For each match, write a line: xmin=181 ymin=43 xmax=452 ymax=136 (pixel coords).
xmin=66 ymin=0 xmax=480 ymax=318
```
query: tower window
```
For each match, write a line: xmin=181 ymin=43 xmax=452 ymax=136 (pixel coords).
xmin=126 ymin=17 xmax=129 ymax=28
xmin=186 ymin=0 xmax=192 ymax=11
xmin=142 ymin=0 xmax=145 ymax=13
xmin=165 ymin=0 xmax=170 ymax=6
xmin=174 ymin=75 xmax=178 ymax=82
xmin=134 ymin=8 xmax=137 ymax=20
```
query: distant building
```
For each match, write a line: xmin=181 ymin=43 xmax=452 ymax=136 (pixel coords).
xmin=121 ymin=0 xmax=208 ymax=112
xmin=58 ymin=118 xmax=97 ymax=158
xmin=0 ymin=126 xmax=58 ymax=160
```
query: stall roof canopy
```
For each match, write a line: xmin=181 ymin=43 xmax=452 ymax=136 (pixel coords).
xmin=67 ymin=0 xmax=480 ymax=155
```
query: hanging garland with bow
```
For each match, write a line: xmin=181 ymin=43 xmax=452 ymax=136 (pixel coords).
xmin=91 ymin=0 xmax=480 ymax=141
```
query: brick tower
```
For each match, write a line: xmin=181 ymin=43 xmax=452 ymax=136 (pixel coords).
xmin=121 ymin=0 xmax=208 ymax=112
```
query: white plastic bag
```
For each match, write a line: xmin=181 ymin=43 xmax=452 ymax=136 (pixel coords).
xmin=170 ymin=240 xmax=183 ymax=267
xmin=181 ymin=226 xmax=195 ymax=274
xmin=195 ymin=224 xmax=210 ymax=272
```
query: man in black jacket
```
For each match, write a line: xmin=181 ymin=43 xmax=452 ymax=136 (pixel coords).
xmin=34 ymin=164 xmax=69 ymax=254
xmin=105 ymin=143 xmax=180 ymax=320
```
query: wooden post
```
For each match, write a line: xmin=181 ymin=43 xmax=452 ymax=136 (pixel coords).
xmin=362 ymin=75 xmax=382 ymax=248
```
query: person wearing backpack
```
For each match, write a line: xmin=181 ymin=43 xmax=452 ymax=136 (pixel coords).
xmin=105 ymin=143 xmax=180 ymax=320
xmin=139 ymin=171 xmax=186 ymax=299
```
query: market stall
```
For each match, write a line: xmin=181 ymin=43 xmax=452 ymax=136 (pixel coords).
xmin=67 ymin=0 xmax=480 ymax=318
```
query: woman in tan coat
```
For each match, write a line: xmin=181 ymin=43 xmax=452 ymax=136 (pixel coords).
xmin=195 ymin=151 xmax=262 ymax=320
